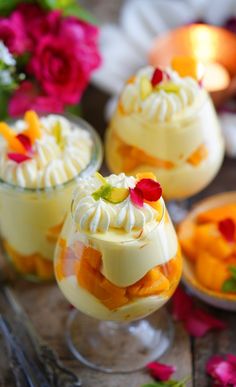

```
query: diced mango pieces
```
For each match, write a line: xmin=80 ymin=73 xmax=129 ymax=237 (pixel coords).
xmin=187 ymin=144 xmax=208 ymax=166
xmin=46 ymin=219 xmax=64 ymax=243
xmin=197 ymin=204 xmax=236 ymax=224
xmin=3 ymin=239 xmax=53 ymax=280
xmin=195 ymin=252 xmax=229 ymax=291
xmin=127 ymin=267 xmax=170 ymax=297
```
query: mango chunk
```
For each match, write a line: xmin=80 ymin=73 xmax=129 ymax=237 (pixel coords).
xmin=187 ymin=144 xmax=208 ymax=166
xmin=195 ymin=252 xmax=229 ymax=291
xmin=127 ymin=267 xmax=170 ymax=297
xmin=197 ymin=204 xmax=236 ymax=224
xmin=23 ymin=110 xmax=41 ymax=144
xmin=171 ymin=56 xmax=200 ymax=79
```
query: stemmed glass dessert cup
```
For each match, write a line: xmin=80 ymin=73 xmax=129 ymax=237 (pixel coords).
xmin=54 ymin=172 xmax=182 ymax=372
xmin=105 ymin=65 xmax=225 ymax=216
xmin=0 ymin=114 xmax=102 ymax=282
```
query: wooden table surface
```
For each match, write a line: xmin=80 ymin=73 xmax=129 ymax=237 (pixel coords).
xmin=0 ymin=2 xmax=236 ymax=386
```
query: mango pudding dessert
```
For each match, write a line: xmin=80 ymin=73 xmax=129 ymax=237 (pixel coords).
xmin=106 ymin=65 xmax=224 ymax=200
xmin=0 ymin=111 xmax=102 ymax=281
xmin=178 ymin=193 xmax=236 ymax=309
xmin=55 ymin=172 xmax=182 ymax=322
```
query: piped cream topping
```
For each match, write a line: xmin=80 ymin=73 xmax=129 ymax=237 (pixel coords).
xmin=72 ymin=173 xmax=161 ymax=233
xmin=120 ymin=66 xmax=201 ymax=121
xmin=0 ymin=115 xmax=93 ymax=188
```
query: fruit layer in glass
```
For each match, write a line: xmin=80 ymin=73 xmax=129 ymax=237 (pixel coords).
xmin=105 ymin=66 xmax=224 ymax=200
xmin=0 ymin=111 xmax=102 ymax=281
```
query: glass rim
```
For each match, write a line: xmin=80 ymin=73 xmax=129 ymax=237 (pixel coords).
xmin=0 ymin=113 xmax=103 ymax=195
xmin=71 ymin=197 xmax=166 ymax=244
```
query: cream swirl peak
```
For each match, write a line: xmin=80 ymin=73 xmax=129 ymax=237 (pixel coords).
xmin=72 ymin=172 xmax=163 ymax=233
xmin=0 ymin=112 xmax=93 ymax=188
xmin=119 ymin=66 xmax=201 ymax=121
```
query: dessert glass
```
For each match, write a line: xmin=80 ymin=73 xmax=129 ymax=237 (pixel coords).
xmin=54 ymin=173 xmax=182 ymax=372
xmin=105 ymin=66 xmax=225 ymax=201
xmin=0 ymin=115 xmax=102 ymax=282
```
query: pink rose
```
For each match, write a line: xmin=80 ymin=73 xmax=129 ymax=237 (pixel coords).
xmin=15 ymin=4 xmax=60 ymax=46
xmin=0 ymin=12 xmax=29 ymax=54
xmin=9 ymin=81 xmax=64 ymax=117
xmin=29 ymin=19 xmax=101 ymax=104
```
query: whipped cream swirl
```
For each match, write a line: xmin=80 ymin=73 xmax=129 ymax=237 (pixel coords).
xmin=0 ymin=115 xmax=93 ymax=188
xmin=120 ymin=66 xmax=201 ymax=122
xmin=72 ymin=173 xmax=159 ymax=233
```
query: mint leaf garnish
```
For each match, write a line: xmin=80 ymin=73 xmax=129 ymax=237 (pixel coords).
xmin=229 ymin=266 xmax=236 ymax=280
xmin=222 ymin=278 xmax=236 ymax=293
xmin=92 ymin=184 xmax=112 ymax=201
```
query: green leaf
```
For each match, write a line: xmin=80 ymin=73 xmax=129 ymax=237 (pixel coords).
xmin=0 ymin=90 xmax=10 ymax=120
xmin=141 ymin=382 xmax=184 ymax=387
xmin=222 ymin=278 xmax=236 ymax=293
xmin=63 ymin=4 xmax=98 ymax=24
xmin=229 ymin=266 xmax=236 ymax=280
xmin=66 ymin=103 xmax=82 ymax=117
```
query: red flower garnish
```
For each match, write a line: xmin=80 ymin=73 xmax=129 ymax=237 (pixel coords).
xmin=206 ymin=354 xmax=236 ymax=386
xmin=8 ymin=153 xmax=31 ymax=163
xmin=218 ymin=218 xmax=235 ymax=242
xmin=129 ymin=187 xmax=143 ymax=207
xmin=136 ymin=179 xmax=162 ymax=202
xmin=151 ymin=68 xmax=163 ymax=86
xmin=146 ymin=361 xmax=176 ymax=381
xmin=16 ymin=134 xmax=32 ymax=153
xmin=172 ymin=286 xmax=226 ymax=337
xmin=130 ymin=178 xmax=162 ymax=207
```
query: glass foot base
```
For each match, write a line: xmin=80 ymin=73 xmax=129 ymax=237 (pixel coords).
xmin=66 ymin=308 xmax=174 ymax=373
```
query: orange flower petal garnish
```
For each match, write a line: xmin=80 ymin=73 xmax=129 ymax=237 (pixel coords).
xmin=23 ymin=110 xmax=42 ymax=144
xmin=0 ymin=122 xmax=26 ymax=154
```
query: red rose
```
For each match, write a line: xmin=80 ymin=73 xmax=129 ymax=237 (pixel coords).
xmin=9 ymin=81 xmax=64 ymax=116
xmin=0 ymin=12 xmax=29 ymax=54
xmin=29 ymin=19 xmax=101 ymax=104
xmin=14 ymin=3 xmax=60 ymax=50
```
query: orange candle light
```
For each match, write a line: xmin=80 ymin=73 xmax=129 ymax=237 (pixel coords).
xmin=149 ymin=24 xmax=236 ymax=93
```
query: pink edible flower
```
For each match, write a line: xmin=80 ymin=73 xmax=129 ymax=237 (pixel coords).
xmin=129 ymin=187 xmax=143 ymax=207
xmin=172 ymin=286 xmax=226 ymax=337
xmin=8 ymin=153 xmax=31 ymax=164
xmin=218 ymin=218 xmax=235 ymax=242
xmin=147 ymin=361 xmax=176 ymax=381
xmin=206 ymin=354 xmax=236 ymax=386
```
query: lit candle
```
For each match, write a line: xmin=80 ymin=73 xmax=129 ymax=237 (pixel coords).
xmin=149 ymin=24 xmax=236 ymax=94
xmin=203 ymin=62 xmax=230 ymax=92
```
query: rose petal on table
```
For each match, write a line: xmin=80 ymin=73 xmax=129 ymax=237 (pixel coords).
xmin=171 ymin=286 xmax=194 ymax=321
xmin=129 ymin=187 xmax=143 ymax=207
xmin=206 ymin=355 xmax=224 ymax=376
xmin=184 ymin=308 xmax=226 ymax=337
xmin=214 ymin=361 xmax=236 ymax=385
xmin=146 ymin=361 xmax=176 ymax=381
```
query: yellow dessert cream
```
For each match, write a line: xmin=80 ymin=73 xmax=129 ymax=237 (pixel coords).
xmin=106 ymin=66 xmax=224 ymax=200
xmin=0 ymin=111 xmax=102 ymax=281
xmin=55 ymin=172 xmax=182 ymax=321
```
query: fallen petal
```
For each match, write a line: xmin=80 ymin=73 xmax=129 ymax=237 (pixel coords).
xmin=171 ymin=286 xmax=194 ymax=321
xmin=184 ymin=308 xmax=226 ymax=337
xmin=146 ymin=361 xmax=176 ymax=381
